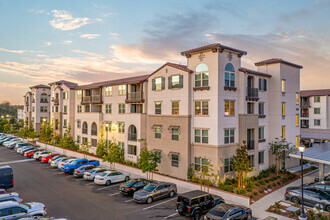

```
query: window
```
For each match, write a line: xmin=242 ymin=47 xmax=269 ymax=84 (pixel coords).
xmin=155 ymin=126 xmax=161 ymax=139
xmin=195 ymin=157 xmax=209 ymax=171
xmin=168 ymin=75 xmax=183 ymax=89
xmin=118 ymin=85 xmax=126 ymax=95
xmin=55 ymin=119 xmax=59 ymax=129
xmin=77 ymin=90 xmax=82 ymax=99
xmin=118 ymin=142 xmax=124 ymax=150
xmin=152 ymin=77 xmax=165 ymax=91
xmin=281 ymin=79 xmax=285 ymax=93
xmin=248 ymin=155 xmax=254 ymax=167
xmin=172 ymin=128 xmax=179 ymax=141
xmin=77 ymin=105 xmax=82 ymax=113
xmin=247 ymin=102 xmax=254 ymax=114
xmin=194 ymin=157 xmax=200 ymax=170
xmin=82 ymin=122 xmax=88 ymax=134
xmin=118 ymin=122 xmax=125 ymax=133
xmin=40 ymin=94 xmax=48 ymax=102
xmin=224 ymin=100 xmax=235 ymax=116
xmin=314 ymin=108 xmax=320 ymax=114
xmin=172 ymin=102 xmax=179 ymax=115
xmin=118 ymin=104 xmax=125 ymax=114
xmin=106 ymin=104 xmax=112 ymax=113
xmin=224 ymin=158 xmax=234 ymax=173
xmin=195 ymin=63 xmax=209 ymax=87
xmin=155 ymin=102 xmax=162 ymax=114
xmin=128 ymin=125 xmax=137 ymax=141
xmin=258 ymin=127 xmax=264 ymax=140
xmin=314 ymin=119 xmax=321 ymax=126
xmin=296 ymin=136 xmax=299 ymax=147
xmin=63 ymin=119 xmax=67 ymax=127
xmin=225 ymin=63 xmax=235 ymax=87
xmin=314 ymin=96 xmax=320 ymax=102
xmin=128 ymin=145 xmax=137 ymax=155
xmin=63 ymin=91 xmax=68 ymax=99
xmin=171 ymin=154 xmax=179 ymax=167
xmin=82 ymin=137 xmax=88 ymax=144
xmin=282 ymin=126 xmax=285 ymax=139
xmin=85 ymin=105 xmax=90 ymax=112
xmin=52 ymin=106 xmax=54 ymax=112
xmin=282 ymin=102 xmax=285 ymax=116
xmin=296 ymin=114 xmax=299 ymax=127
xmin=91 ymin=123 xmax=97 ymax=136
xmin=258 ymin=151 xmax=264 ymax=164
xmin=194 ymin=101 xmax=208 ymax=116
xmin=259 ymin=102 xmax=265 ymax=115
xmin=32 ymin=107 xmax=35 ymax=112
xmin=105 ymin=86 xmax=112 ymax=96
xmin=194 ymin=129 xmax=208 ymax=144
xmin=259 ymin=79 xmax=267 ymax=91
xmin=40 ymin=106 xmax=47 ymax=112
xmin=77 ymin=120 xmax=81 ymax=128
xmin=296 ymin=93 xmax=299 ymax=105
xmin=64 ymin=105 xmax=67 ymax=113
xmin=155 ymin=151 xmax=161 ymax=163
xmin=224 ymin=129 xmax=235 ymax=144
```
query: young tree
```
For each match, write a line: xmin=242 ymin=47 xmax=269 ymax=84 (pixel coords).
xmin=103 ymin=141 xmax=123 ymax=169
xmin=96 ymin=127 xmax=107 ymax=157
xmin=137 ymin=139 xmax=159 ymax=180
xmin=80 ymin=141 xmax=92 ymax=158
xmin=232 ymin=142 xmax=252 ymax=189
xmin=194 ymin=158 xmax=216 ymax=192
xmin=270 ymin=138 xmax=292 ymax=173
xmin=59 ymin=126 xmax=77 ymax=150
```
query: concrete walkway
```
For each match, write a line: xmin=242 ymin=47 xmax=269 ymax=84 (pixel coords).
xmin=250 ymin=170 xmax=318 ymax=220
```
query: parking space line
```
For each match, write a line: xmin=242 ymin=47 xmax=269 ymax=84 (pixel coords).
xmin=96 ymin=185 xmax=118 ymax=191
xmin=109 ymin=192 xmax=120 ymax=196
xmin=75 ymin=179 xmax=84 ymax=181
xmin=0 ymin=159 xmax=34 ymax=165
xmin=85 ymin=182 xmax=95 ymax=186
xmin=142 ymin=197 xmax=177 ymax=211
xmin=125 ymin=199 xmax=134 ymax=203
xmin=57 ymin=172 xmax=65 ymax=175
xmin=164 ymin=213 xmax=178 ymax=219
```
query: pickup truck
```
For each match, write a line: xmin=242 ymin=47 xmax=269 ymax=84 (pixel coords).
xmin=61 ymin=159 xmax=100 ymax=174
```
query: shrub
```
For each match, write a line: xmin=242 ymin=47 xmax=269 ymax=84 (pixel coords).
xmin=253 ymin=191 xmax=258 ymax=196
xmin=258 ymin=180 xmax=266 ymax=185
xmin=277 ymin=181 xmax=281 ymax=186
xmin=311 ymin=166 xmax=317 ymax=171
xmin=265 ymin=179 xmax=270 ymax=183
xmin=267 ymin=184 xmax=272 ymax=189
xmin=236 ymin=189 xmax=246 ymax=195
xmin=296 ymin=210 xmax=301 ymax=215
xmin=259 ymin=189 xmax=264 ymax=193
xmin=247 ymin=188 xmax=252 ymax=192
xmin=255 ymin=183 xmax=260 ymax=187
xmin=272 ymin=183 xmax=276 ymax=187
xmin=228 ymin=185 xmax=235 ymax=193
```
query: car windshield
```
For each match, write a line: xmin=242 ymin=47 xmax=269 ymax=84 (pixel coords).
xmin=144 ymin=185 xmax=156 ymax=192
xmin=20 ymin=203 xmax=31 ymax=209
xmin=208 ymin=209 xmax=226 ymax=217
xmin=124 ymin=181 xmax=136 ymax=187
xmin=69 ymin=161 xmax=77 ymax=165
xmin=319 ymin=191 xmax=330 ymax=200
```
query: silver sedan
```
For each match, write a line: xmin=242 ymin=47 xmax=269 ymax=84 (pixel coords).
xmin=83 ymin=167 xmax=108 ymax=181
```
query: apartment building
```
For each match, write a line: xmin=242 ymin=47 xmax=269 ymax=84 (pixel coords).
xmin=17 ymin=108 xmax=25 ymax=121
xmin=300 ymin=89 xmax=330 ymax=144
xmin=24 ymin=43 xmax=302 ymax=180
xmin=23 ymin=84 xmax=51 ymax=133
xmin=49 ymin=80 xmax=78 ymax=137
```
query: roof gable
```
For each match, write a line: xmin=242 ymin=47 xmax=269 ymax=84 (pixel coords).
xmin=255 ymin=58 xmax=303 ymax=69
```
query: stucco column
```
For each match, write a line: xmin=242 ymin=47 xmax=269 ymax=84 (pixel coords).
xmin=319 ymin=163 xmax=324 ymax=181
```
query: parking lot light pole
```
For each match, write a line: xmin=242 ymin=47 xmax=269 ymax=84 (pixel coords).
xmin=298 ymin=146 xmax=307 ymax=220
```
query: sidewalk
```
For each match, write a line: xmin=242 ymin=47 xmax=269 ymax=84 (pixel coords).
xmin=250 ymin=169 xmax=318 ymax=220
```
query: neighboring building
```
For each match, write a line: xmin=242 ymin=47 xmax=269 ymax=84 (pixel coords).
xmin=300 ymin=89 xmax=330 ymax=145
xmin=17 ymin=108 xmax=25 ymax=121
xmin=23 ymin=84 xmax=51 ymax=133
xmin=23 ymin=43 xmax=302 ymax=180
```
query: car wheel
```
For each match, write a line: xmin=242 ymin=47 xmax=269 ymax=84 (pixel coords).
xmin=291 ymin=197 xmax=300 ymax=204
xmin=70 ymin=169 xmax=74 ymax=175
xmin=169 ymin=190 xmax=175 ymax=197
xmin=246 ymin=212 xmax=252 ymax=220
xmin=177 ymin=202 xmax=186 ymax=215
xmin=106 ymin=180 xmax=111 ymax=186
xmin=125 ymin=176 xmax=130 ymax=182
xmin=326 ymin=205 xmax=330 ymax=212
xmin=146 ymin=197 xmax=153 ymax=204
xmin=193 ymin=211 xmax=201 ymax=220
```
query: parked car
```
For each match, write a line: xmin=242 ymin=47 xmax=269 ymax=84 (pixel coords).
xmin=10 ymin=142 xmax=28 ymax=150
xmin=3 ymin=138 xmax=22 ymax=147
xmin=57 ymin=158 xmax=76 ymax=169
xmin=0 ymin=137 xmax=16 ymax=145
xmin=73 ymin=165 xmax=96 ymax=178
xmin=62 ymin=159 xmax=99 ymax=174
xmin=24 ymin=149 xmax=39 ymax=158
xmin=33 ymin=151 xmax=46 ymax=159
xmin=20 ymin=217 xmax=67 ymax=220
xmin=306 ymin=181 xmax=330 ymax=194
xmin=133 ymin=182 xmax=177 ymax=204
xmin=0 ymin=166 xmax=13 ymax=189
xmin=285 ymin=187 xmax=330 ymax=211
xmin=0 ymin=192 xmax=23 ymax=203
xmin=176 ymin=190 xmax=225 ymax=220
xmin=0 ymin=189 xmax=6 ymax=194
xmin=119 ymin=178 xmax=152 ymax=196
xmin=94 ymin=171 xmax=130 ymax=186
xmin=41 ymin=154 xmax=59 ymax=163
xmin=315 ymin=174 xmax=330 ymax=183
xmin=6 ymin=141 xmax=23 ymax=149
xmin=20 ymin=147 xmax=36 ymax=155
xmin=204 ymin=203 xmax=252 ymax=220
xmin=34 ymin=151 xmax=52 ymax=160
xmin=48 ymin=155 xmax=63 ymax=164
xmin=50 ymin=157 xmax=68 ymax=168
xmin=16 ymin=146 xmax=33 ymax=154
xmin=83 ymin=167 xmax=108 ymax=181
xmin=0 ymin=201 xmax=46 ymax=219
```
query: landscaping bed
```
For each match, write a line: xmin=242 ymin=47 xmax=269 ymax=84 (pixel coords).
xmin=267 ymin=201 xmax=329 ymax=220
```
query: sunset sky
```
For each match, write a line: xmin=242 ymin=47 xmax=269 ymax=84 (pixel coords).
xmin=1 ymin=0 xmax=330 ymax=105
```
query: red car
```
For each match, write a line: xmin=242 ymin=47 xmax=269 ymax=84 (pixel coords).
xmin=24 ymin=149 xmax=39 ymax=158
xmin=41 ymin=154 xmax=59 ymax=163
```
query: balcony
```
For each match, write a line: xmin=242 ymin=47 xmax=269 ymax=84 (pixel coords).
xmin=126 ymin=92 xmax=144 ymax=103
xmin=300 ymin=113 xmax=309 ymax=118
xmin=52 ymin=98 xmax=59 ymax=105
xmin=82 ymin=96 xmax=91 ymax=104
xmin=92 ymin=95 xmax=103 ymax=104
xmin=128 ymin=133 xmax=137 ymax=141
xmin=40 ymin=99 xmax=48 ymax=103
xmin=32 ymin=99 xmax=35 ymax=103
xmin=247 ymin=140 xmax=254 ymax=150
xmin=246 ymin=88 xmax=259 ymax=101
xmin=301 ymin=102 xmax=310 ymax=108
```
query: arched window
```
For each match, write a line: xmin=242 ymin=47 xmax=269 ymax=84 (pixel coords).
xmin=225 ymin=63 xmax=235 ymax=87
xmin=82 ymin=122 xmax=88 ymax=134
xmin=91 ymin=122 xmax=97 ymax=136
xmin=128 ymin=125 xmax=137 ymax=141
xmin=195 ymin=64 xmax=209 ymax=87
xmin=40 ymin=93 xmax=48 ymax=103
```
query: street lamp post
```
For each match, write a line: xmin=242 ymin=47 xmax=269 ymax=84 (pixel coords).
xmin=298 ymin=146 xmax=307 ymax=220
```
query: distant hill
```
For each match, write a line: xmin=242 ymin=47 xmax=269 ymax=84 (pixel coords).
xmin=0 ymin=101 xmax=23 ymax=117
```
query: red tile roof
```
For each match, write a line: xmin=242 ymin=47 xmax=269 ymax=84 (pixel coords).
xmin=149 ymin=62 xmax=192 ymax=77
xmin=49 ymin=80 xmax=78 ymax=89
xmin=239 ymin=68 xmax=272 ymax=78
xmin=29 ymin=84 xmax=50 ymax=89
xmin=300 ymin=89 xmax=330 ymax=97
xmin=181 ymin=43 xmax=247 ymax=56
xmin=255 ymin=58 xmax=303 ymax=69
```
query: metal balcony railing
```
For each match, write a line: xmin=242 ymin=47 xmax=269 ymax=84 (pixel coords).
xmin=52 ymin=98 xmax=59 ymax=105
xmin=126 ymin=92 xmax=144 ymax=103
xmin=301 ymin=102 xmax=310 ymax=108
xmin=300 ymin=113 xmax=309 ymax=118
xmin=92 ymin=95 xmax=101 ymax=103
xmin=40 ymin=99 xmax=48 ymax=103
xmin=246 ymin=88 xmax=258 ymax=100
xmin=247 ymin=140 xmax=254 ymax=150
xmin=83 ymin=96 xmax=91 ymax=103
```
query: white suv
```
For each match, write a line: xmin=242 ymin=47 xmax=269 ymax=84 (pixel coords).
xmin=0 ymin=201 xmax=46 ymax=219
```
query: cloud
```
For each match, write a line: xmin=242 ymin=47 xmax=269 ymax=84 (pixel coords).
xmin=0 ymin=82 xmax=27 ymax=89
xmin=63 ymin=40 xmax=72 ymax=44
xmin=0 ymin=48 xmax=26 ymax=54
xmin=46 ymin=42 xmax=52 ymax=46
xmin=49 ymin=10 xmax=101 ymax=31
xmin=80 ymin=34 xmax=101 ymax=40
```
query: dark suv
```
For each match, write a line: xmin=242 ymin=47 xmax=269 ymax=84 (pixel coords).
xmin=176 ymin=190 xmax=224 ymax=220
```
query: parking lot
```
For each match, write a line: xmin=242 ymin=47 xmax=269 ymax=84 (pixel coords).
xmin=0 ymin=146 xmax=189 ymax=220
